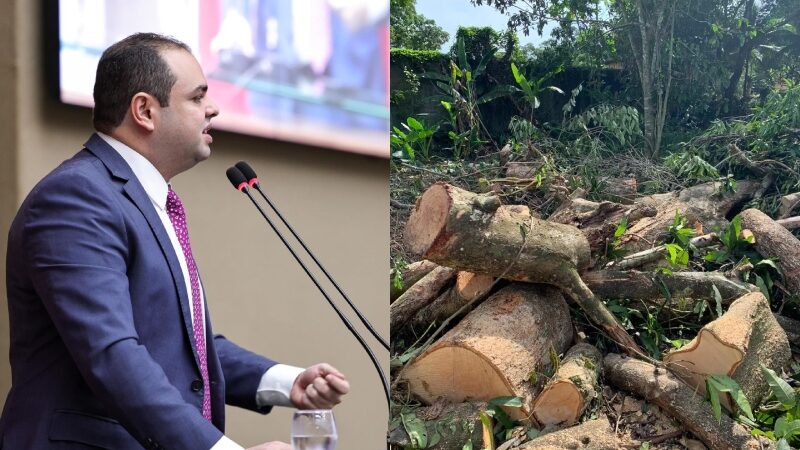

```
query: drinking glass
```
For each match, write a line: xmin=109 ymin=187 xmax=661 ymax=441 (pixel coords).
xmin=291 ymin=410 xmax=337 ymax=450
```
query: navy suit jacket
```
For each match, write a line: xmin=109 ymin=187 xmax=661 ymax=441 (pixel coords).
xmin=1 ymin=134 xmax=278 ymax=449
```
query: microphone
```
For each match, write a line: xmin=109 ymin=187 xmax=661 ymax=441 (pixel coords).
xmin=225 ymin=166 xmax=391 ymax=409
xmin=234 ymin=161 xmax=389 ymax=351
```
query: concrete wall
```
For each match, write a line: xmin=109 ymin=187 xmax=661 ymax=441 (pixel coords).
xmin=0 ymin=0 xmax=389 ymax=448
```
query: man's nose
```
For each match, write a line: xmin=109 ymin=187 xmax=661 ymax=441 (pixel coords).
xmin=206 ymin=98 xmax=219 ymax=118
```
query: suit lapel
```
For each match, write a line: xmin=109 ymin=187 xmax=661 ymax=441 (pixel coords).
xmin=83 ymin=134 xmax=202 ymax=370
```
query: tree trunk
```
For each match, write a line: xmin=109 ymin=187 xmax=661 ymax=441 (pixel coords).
xmin=620 ymin=180 xmax=760 ymax=253
xmin=410 ymin=272 xmax=495 ymax=331
xmin=390 ymin=266 xmax=457 ymax=332
xmin=531 ymin=343 xmax=602 ymax=428
xmin=402 ymin=284 xmax=573 ymax=422
xmin=391 ymin=260 xmax=439 ymax=302
xmin=605 ymin=354 xmax=774 ymax=450
xmin=740 ymin=208 xmax=800 ymax=292
xmin=405 ymin=183 xmax=643 ymax=356
xmin=548 ymin=198 xmax=656 ymax=257
xmin=583 ymin=270 xmax=757 ymax=303
xmin=663 ymin=292 xmax=790 ymax=412
xmin=516 ymin=419 xmax=623 ymax=450
xmin=404 ymin=183 xmax=590 ymax=283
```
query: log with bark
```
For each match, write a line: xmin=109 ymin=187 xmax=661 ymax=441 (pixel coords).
xmin=391 ymin=260 xmax=439 ymax=302
xmin=401 ymin=284 xmax=573 ymax=422
xmin=740 ymin=208 xmax=800 ymax=292
xmin=514 ymin=419 xmax=623 ymax=450
xmin=391 ymin=266 xmax=457 ymax=332
xmin=548 ymin=198 xmax=656 ymax=256
xmin=583 ymin=270 xmax=757 ymax=304
xmin=620 ymin=180 xmax=759 ymax=253
xmin=663 ymin=292 xmax=790 ymax=412
xmin=404 ymin=182 xmax=643 ymax=355
xmin=388 ymin=402 xmax=485 ymax=450
xmin=605 ymin=354 xmax=774 ymax=450
xmin=411 ymin=272 xmax=495 ymax=330
xmin=774 ymin=314 xmax=800 ymax=350
xmin=531 ymin=343 xmax=602 ymax=428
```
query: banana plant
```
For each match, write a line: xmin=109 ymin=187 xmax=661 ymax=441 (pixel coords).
xmin=510 ymin=62 xmax=565 ymax=122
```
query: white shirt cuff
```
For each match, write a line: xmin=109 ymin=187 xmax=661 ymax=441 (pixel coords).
xmin=256 ymin=364 xmax=305 ymax=408
xmin=211 ymin=435 xmax=245 ymax=450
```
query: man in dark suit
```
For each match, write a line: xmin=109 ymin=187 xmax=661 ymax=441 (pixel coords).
xmin=0 ymin=33 xmax=349 ymax=450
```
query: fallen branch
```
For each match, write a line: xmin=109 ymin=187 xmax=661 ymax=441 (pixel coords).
xmin=390 ymin=266 xmax=456 ymax=331
xmin=604 ymin=354 xmax=774 ymax=450
xmin=605 ymin=232 xmax=718 ymax=270
xmin=390 ymin=260 xmax=439 ymax=302
xmin=741 ymin=208 xmax=800 ymax=293
xmin=583 ymin=270 xmax=757 ymax=303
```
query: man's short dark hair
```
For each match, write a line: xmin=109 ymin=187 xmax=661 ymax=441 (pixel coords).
xmin=92 ymin=33 xmax=191 ymax=134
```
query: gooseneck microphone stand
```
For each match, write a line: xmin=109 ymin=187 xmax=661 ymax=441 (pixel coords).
xmin=225 ymin=166 xmax=390 ymax=410
xmin=234 ymin=161 xmax=390 ymax=352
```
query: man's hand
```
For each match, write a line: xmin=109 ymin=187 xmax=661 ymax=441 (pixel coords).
xmin=290 ymin=363 xmax=350 ymax=410
xmin=246 ymin=442 xmax=290 ymax=450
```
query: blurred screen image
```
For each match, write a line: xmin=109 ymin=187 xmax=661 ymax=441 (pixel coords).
xmin=59 ymin=0 xmax=390 ymax=157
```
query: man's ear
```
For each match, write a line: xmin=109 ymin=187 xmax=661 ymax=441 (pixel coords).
xmin=129 ymin=92 xmax=157 ymax=132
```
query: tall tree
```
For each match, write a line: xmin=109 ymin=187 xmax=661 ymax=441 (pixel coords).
xmin=390 ymin=0 xmax=450 ymax=50
xmin=472 ymin=0 xmax=678 ymax=157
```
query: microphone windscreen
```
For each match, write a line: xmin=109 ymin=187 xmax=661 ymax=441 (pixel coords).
xmin=226 ymin=166 xmax=249 ymax=191
xmin=235 ymin=161 xmax=258 ymax=182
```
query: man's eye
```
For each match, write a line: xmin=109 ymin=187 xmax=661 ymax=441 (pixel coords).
xmin=193 ymin=96 xmax=203 ymax=103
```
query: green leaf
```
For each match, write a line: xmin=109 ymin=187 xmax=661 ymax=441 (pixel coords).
xmin=478 ymin=411 xmax=494 ymax=450
xmin=401 ymin=412 xmax=428 ymax=449
xmin=487 ymin=396 xmax=523 ymax=408
xmin=614 ymin=217 xmax=628 ymax=238
xmin=463 ymin=440 xmax=473 ymax=450
xmin=511 ymin=62 xmax=523 ymax=85
xmin=761 ymin=364 xmax=796 ymax=407
xmin=712 ymin=285 xmax=724 ymax=318
xmin=707 ymin=375 xmax=755 ymax=421
xmin=777 ymin=438 xmax=791 ymax=450
xmin=546 ymin=85 xmax=565 ymax=95
xmin=407 ymin=117 xmax=423 ymax=131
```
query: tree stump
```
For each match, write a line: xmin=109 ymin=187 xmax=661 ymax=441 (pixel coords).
xmin=664 ymin=292 xmax=790 ymax=411
xmin=402 ymin=284 xmax=573 ymax=422
xmin=531 ymin=343 xmax=602 ymax=427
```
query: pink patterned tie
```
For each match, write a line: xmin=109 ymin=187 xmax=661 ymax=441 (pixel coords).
xmin=166 ymin=188 xmax=211 ymax=421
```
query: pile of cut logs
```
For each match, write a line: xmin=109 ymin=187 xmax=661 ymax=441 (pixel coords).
xmin=390 ymin=180 xmax=800 ymax=450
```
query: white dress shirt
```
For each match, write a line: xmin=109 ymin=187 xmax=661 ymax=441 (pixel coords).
xmin=98 ymin=133 xmax=303 ymax=450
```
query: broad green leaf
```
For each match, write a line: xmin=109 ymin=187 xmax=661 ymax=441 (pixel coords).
xmin=401 ymin=412 xmax=428 ymax=449
xmin=407 ymin=117 xmax=423 ymax=131
xmin=487 ymin=396 xmax=523 ymax=408
xmin=614 ymin=217 xmax=628 ymax=238
xmin=707 ymin=375 xmax=754 ymax=421
xmin=463 ymin=441 xmax=473 ymax=450
xmin=777 ymin=438 xmax=791 ymax=450
xmin=511 ymin=62 xmax=524 ymax=85
xmin=761 ymin=364 xmax=795 ymax=407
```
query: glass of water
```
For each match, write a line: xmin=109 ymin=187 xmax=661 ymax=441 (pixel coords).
xmin=291 ymin=410 xmax=337 ymax=450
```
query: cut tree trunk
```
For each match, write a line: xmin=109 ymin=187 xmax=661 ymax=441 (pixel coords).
xmin=663 ymin=292 xmax=790 ymax=412
xmin=404 ymin=183 xmax=590 ymax=283
xmin=390 ymin=266 xmax=456 ymax=332
xmin=778 ymin=192 xmax=800 ymax=219
xmin=531 ymin=343 xmax=602 ymax=428
xmin=515 ymin=419 xmax=623 ymax=450
xmin=548 ymin=198 xmax=656 ymax=256
xmin=402 ymin=284 xmax=573 ymax=422
xmin=602 ymin=177 xmax=638 ymax=204
xmin=405 ymin=182 xmax=643 ymax=356
xmin=583 ymin=270 xmax=757 ymax=303
xmin=391 ymin=260 xmax=439 ymax=302
xmin=605 ymin=354 xmax=774 ymax=450
xmin=388 ymin=402 xmax=485 ymax=450
xmin=411 ymin=272 xmax=496 ymax=330
xmin=740 ymin=208 xmax=800 ymax=292
xmin=620 ymin=180 xmax=760 ymax=253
